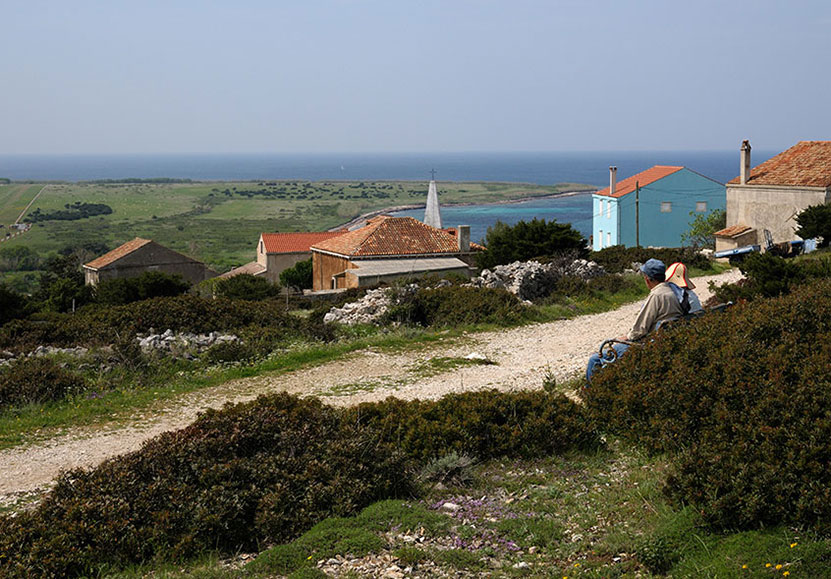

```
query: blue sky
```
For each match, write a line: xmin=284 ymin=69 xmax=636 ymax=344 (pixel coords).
xmin=2 ymin=0 xmax=829 ymax=154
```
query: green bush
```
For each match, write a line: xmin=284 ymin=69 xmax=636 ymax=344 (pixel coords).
xmin=585 ymin=279 xmax=831 ymax=532
xmin=0 ymin=283 xmax=29 ymax=326
xmin=346 ymin=389 xmax=599 ymax=462
xmin=384 ymin=286 xmax=529 ymax=327
xmin=280 ymin=259 xmax=313 ymax=291
xmin=709 ymin=252 xmax=831 ymax=303
xmin=0 ymin=394 xmax=411 ymax=578
xmin=214 ymin=274 xmax=280 ymax=301
xmin=477 ymin=218 xmax=588 ymax=269
xmin=0 ymin=357 xmax=86 ymax=410
xmin=0 ymin=389 xmax=600 ymax=577
xmin=203 ymin=340 xmax=256 ymax=364
xmin=590 ymin=246 xmax=710 ymax=274
xmin=95 ymin=271 xmax=191 ymax=305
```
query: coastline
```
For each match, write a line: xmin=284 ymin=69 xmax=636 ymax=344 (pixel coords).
xmin=332 ymin=188 xmax=595 ymax=231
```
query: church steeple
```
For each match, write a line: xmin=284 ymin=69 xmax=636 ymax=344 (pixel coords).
xmin=424 ymin=169 xmax=442 ymax=229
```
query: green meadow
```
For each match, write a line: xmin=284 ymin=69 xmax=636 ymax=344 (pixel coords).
xmin=0 ymin=180 xmax=589 ymax=276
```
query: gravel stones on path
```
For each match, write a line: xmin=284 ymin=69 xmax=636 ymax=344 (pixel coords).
xmin=0 ymin=268 xmax=742 ymax=503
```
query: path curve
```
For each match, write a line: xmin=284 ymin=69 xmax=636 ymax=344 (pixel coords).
xmin=0 ymin=269 xmax=741 ymax=504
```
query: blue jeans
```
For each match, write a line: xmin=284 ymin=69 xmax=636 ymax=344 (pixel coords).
xmin=585 ymin=342 xmax=631 ymax=385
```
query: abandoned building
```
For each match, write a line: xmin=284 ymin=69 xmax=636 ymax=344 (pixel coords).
xmin=83 ymin=238 xmax=217 ymax=286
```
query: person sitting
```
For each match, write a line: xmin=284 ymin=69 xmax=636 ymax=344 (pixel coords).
xmin=585 ymin=258 xmax=684 ymax=384
xmin=665 ymin=261 xmax=703 ymax=314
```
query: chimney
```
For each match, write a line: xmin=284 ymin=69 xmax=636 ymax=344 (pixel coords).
xmin=740 ymin=140 xmax=752 ymax=184
xmin=609 ymin=166 xmax=617 ymax=196
xmin=456 ymin=225 xmax=470 ymax=252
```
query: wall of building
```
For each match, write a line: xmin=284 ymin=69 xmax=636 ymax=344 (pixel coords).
xmin=726 ymin=185 xmax=830 ymax=243
xmin=593 ymin=169 xmax=725 ymax=249
xmin=265 ymin=252 xmax=311 ymax=283
xmin=312 ymin=252 xmax=352 ymax=290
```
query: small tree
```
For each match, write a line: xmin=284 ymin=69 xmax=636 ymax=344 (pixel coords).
xmin=279 ymin=259 xmax=313 ymax=291
xmin=681 ymin=209 xmax=726 ymax=249
xmin=0 ymin=283 xmax=29 ymax=326
xmin=795 ymin=203 xmax=831 ymax=247
xmin=95 ymin=271 xmax=190 ymax=306
xmin=477 ymin=218 xmax=588 ymax=270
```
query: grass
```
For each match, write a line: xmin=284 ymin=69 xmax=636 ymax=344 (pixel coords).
xmin=0 ymin=180 xmax=584 ymax=284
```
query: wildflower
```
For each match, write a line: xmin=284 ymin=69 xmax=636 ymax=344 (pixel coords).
xmin=783 ymin=572 xmax=790 ymax=577
xmin=776 ymin=564 xmax=783 ymax=570
xmin=766 ymin=563 xmax=772 ymax=568
xmin=742 ymin=564 xmax=748 ymax=569
xmin=574 ymin=562 xmax=581 ymax=567
xmin=790 ymin=542 xmax=798 ymax=548
xmin=307 ymin=555 xmax=312 ymax=560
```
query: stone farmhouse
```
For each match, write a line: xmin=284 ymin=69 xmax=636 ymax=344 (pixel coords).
xmin=310 ymin=216 xmax=482 ymax=290
xmin=83 ymin=238 xmax=217 ymax=286
xmin=221 ymin=231 xmax=347 ymax=283
xmin=592 ymin=165 xmax=725 ymax=250
xmin=715 ymin=140 xmax=831 ymax=252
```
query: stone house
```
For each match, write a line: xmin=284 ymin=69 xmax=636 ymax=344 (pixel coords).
xmin=220 ymin=231 xmax=347 ymax=282
xmin=716 ymin=140 xmax=831 ymax=252
xmin=592 ymin=165 xmax=725 ymax=250
xmin=310 ymin=216 xmax=482 ymax=291
xmin=83 ymin=238 xmax=217 ymax=286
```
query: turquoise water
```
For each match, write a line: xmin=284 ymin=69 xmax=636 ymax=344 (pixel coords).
xmin=391 ymin=192 xmax=594 ymax=244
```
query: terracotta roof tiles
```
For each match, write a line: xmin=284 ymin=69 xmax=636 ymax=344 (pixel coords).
xmin=84 ymin=238 xmax=153 ymax=270
xmin=261 ymin=231 xmax=347 ymax=254
xmin=714 ymin=224 xmax=753 ymax=238
xmin=728 ymin=141 xmax=831 ymax=187
xmin=594 ymin=165 xmax=684 ymax=198
xmin=312 ymin=216 xmax=479 ymax=257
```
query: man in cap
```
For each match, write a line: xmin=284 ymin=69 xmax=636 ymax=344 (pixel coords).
xmin=585 ymin=258 xmax=684 ymax=383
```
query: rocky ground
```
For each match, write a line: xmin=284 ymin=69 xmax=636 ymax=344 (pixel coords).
xmin=0 ymin=268 xmax=742 ymax=509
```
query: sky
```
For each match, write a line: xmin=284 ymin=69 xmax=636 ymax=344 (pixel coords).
xmin=2 ymin=0 xmax=830 ymax=154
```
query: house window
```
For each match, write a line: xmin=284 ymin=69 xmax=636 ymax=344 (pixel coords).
xmin=259 ymin=241 xmax=264 ymax=253
xmin=660 ymin=202 xmax=672 ymax=213
xmin=606 ymin=200 xmax=611 ymax=218
xmin=600 ymin=200 xmax=606 ymax=217
xmin=696 ymin=201 xmax=707 ymax=212
xmin=598 ymin=229 xmax=603 ymax=248
xmin=607 ymin=232 xmax=611 ymax=247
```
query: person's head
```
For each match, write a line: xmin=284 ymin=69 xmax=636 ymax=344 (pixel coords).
xmin=665 ymin=262 xmax=696 ymax=289
xmin=639 ymin=258 xmax=666 ymax=288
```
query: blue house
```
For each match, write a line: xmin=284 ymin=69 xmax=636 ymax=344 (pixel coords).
xmin=592 ymin=165 xmax=725 ymax=250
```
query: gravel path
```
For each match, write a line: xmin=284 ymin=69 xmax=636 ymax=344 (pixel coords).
xmin=0 ymin=269 xmax=742 ymax=505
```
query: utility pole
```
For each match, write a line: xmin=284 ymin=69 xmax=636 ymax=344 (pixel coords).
xmin=635 ymin=181 xmax=640 ymax=248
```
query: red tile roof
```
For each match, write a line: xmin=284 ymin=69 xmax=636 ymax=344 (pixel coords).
xmin=728 ymin=141 xmax=831 ymax=187
xmin=312 ymin=216 xmax=480 ymax=257
xmin=714 ymin=224 xmax=753 ymax=238
xmin=218 ymin=261 xmax=267 ymax=279
xmin=84 ymin=238 xmax=153 ymax=270
xmin=594 ymin=165 xmax=684 ymax=198
xmin=261 ymin=231 xmax=347 ymax=254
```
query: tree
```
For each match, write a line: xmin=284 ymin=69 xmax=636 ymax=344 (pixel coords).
xmin=279 ymin=259 xmax=313 ymax=291
xmin=214 ymin=274 xmax=280 ymax=301
xmin=0 ymin=283 xmax=29 ymax=325
xmin=681 ymin=209 xmax=726 ymax=249
xmin=795 ymin=203 xmax=831 ymax=248
xmin=477 ymin=218 xmax=588 ymax=269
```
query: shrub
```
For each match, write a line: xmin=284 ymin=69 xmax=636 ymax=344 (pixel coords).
xmin=0 ymin=394 xmax=411 ymax=578
xmin=0 ymin=283 xmax=29 ymax=326
xmin=203 ymin=340 xmax=256 ymax=364
xmin=384 ymin=286 xmax=529 ymax=327
xmin=585 ymin=279 xmax=831 ymax=532
xmin=0 ymin=389 xmax=600 ymax=577
xmin=590 ymin=246 xmax=710 ymax=274
xmin=795 ymin=203 xmax=831 ymax=247
xmin=477 ymin=218 xmax=588 ymax=269
xmin=95 ymin=271 xmax=191 ymax=305
xmin=0 ymin=357 xmax=86 ymax=410
xmin=214 ymin=274 xmax=280 ymax=301
xmin=346 ymin=389 xmax=599 ymax=462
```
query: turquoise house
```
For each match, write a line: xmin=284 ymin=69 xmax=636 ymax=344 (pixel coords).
xmin=592 ymin=165 xmax=725 ymax=250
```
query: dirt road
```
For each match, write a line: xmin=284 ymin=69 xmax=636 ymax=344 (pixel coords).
xmin=0 ymin=269 xmax=741 ymax=505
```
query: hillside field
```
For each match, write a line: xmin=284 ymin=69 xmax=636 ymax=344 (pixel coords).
xmin=0 ymin=180 xmax=588 ymax=276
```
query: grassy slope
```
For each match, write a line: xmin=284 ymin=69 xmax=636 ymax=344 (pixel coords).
xmin=0 ymin=180 xmax=590 ymax=276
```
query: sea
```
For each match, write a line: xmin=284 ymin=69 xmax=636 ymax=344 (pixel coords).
xmin=0 ymin=150 xmax=774 ymax=242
